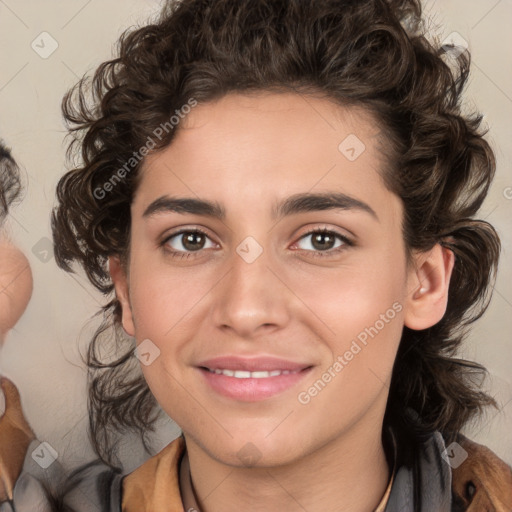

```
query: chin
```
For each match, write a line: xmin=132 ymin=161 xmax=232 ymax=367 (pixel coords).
xmin=199 ymin=429 xmax=306 ymax=468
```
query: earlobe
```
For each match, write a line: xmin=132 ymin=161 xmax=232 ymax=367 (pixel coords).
xmin=404 ymin=244 xmax=455 ymax=331
xmin=108 ymin=255 xmax=135 ymax=337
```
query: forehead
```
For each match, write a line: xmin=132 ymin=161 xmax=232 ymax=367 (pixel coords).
xmin=134 ymin=92 xmax=399 ymax=221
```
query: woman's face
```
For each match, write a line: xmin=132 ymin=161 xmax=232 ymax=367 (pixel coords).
xmin=112 ymin=92 xmax=447 ymax=467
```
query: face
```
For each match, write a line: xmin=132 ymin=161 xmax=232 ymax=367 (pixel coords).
xmin=111 ymin=92 xmax=452 ymax=467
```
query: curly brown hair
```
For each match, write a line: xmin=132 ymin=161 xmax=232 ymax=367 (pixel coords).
xmin=0 ymin=141 xmax=21 ymax=223
xmin=52 ymin=0 xmax=500 ymax=467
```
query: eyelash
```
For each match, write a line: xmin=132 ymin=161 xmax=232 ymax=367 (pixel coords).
xmin=160 ymin=227 xmax=354 ymax=260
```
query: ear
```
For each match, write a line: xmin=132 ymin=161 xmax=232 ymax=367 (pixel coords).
xmin=109 ymin=255 xmax=135 ymax=337
xmin=404 ymin=243 xmax=455 ymax=331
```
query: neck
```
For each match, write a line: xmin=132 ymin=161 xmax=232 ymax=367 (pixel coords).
xmin=180 ymin=413 xmax=391 ymax=512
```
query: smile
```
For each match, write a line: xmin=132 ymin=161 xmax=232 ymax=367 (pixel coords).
xmin=204 ymin=368 xmax=302 ymax=378
xmin=198 ymin=365 xmax=313 ymax=401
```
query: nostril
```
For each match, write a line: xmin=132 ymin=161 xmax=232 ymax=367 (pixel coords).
xmin=465 ymin=480 xmax=476 ymax=501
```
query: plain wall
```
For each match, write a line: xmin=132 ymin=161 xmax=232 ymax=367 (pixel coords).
xmin=0 ymin=0 xmax=510 ymax=471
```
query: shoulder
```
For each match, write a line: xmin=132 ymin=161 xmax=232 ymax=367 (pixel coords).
xmin=9 ymin=439 xmax=124 ymax=512
xmin=385 ymin=425 xmax=512 ymax=511
xmin=450 ymin=433 xmax=512 ymax=511
xmin=1 ymin=378 xmax=124 ymax=511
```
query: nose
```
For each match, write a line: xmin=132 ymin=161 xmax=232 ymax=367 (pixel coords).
xmin=210 ymin=243 xmax=293 ymax=339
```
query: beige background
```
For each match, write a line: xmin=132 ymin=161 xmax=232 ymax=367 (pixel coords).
xmin=0 ymin=0 xmax=510 ymax=471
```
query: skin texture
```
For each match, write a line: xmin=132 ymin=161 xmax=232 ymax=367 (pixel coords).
xmin=110 ymin=92 xmax=454 ymax=512
xmin=0 ymin=239 xmax=33 ymax=345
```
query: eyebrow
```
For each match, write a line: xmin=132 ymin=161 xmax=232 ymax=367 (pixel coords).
xmin=142 ymin=192 xmax=378 ymax=222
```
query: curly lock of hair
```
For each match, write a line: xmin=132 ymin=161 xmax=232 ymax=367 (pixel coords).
xmin=0 ymin=141 xmax=21 ymax=223
xmin=51 ymin=0 xmax=500 ymax=466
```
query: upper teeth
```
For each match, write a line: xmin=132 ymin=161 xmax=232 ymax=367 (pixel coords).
xmin=208 ymin=369 xmax=299 ymax=378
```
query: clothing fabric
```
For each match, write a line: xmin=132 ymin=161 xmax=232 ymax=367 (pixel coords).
xmin=1 ymin=430 xmax=511 ymax=511
xmin=120 ymin=431 xmax=452 ymax=512
xmin=0 ymin=438 xmax=124 ymax=512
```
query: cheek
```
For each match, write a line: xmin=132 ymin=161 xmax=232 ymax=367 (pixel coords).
xmin=297 ymin=255 xmax=406 ymax=392
xmin=295 ymin=285 xmax=404 ymax=434
xmin=128 ymin=261 xmax=205 ymax=338
xmin=0 ymin=245 xmax=33 ymax=336
xmin=294 ymin=256 xmax=405 ymax=337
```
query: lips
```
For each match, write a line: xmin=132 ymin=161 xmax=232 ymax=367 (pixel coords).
xmin=197 ymin=355 xmax=313 ymax=401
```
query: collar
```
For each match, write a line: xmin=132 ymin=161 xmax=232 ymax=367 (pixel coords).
xmin=121 ymin=429 xmax=512 ymax=512
xmin=122 ymin=435 xmax=186 ymax=512
xmin=0 ymin=377 xmax=36 ymax=503
xmin=122 ymin=432 xmax=398 ymax=512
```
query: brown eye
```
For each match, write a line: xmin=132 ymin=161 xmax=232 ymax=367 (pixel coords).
xmin=294 ymin=228 xmax=353 ymax=257
xmin=162 ymin=228 xmax=216 ymax=257
xmin=310 ymin=231 xmax=337 ymax=251
xmin=180 ymin=231 xmax=206 ymax=251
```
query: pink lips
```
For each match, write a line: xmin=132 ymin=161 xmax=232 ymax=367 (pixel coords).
xmin=197 ymin=356 xmax=312 ymax=402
